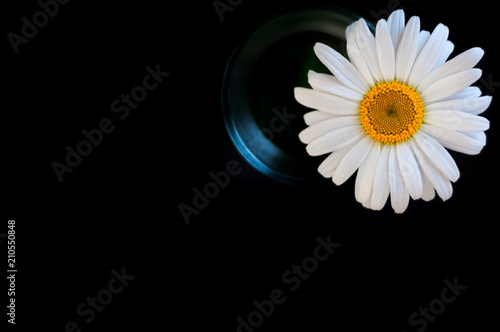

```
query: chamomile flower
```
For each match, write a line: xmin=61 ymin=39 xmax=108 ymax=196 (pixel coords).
xmin=294 ymin=10 xmax=491 ymax=213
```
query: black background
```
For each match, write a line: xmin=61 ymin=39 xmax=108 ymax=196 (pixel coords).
xmin=3 ymin=0 xmax=499 ymax=331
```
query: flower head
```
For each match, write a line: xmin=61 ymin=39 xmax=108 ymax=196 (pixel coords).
xmin=294 ymin=10 xmax=491 ymax=213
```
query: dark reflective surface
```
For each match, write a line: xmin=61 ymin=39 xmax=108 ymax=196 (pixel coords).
xmin=222 ymin=6 xmax=362 ymax=186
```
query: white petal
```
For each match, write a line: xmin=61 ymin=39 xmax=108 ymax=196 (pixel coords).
xmin=299 ymin=116 xmax=360 ymax=144
xmin=409 ymin=139 xmax=437 ymax=202
xmin=314 ymin=43 xmax=369 ymax=94
xmin=333 ymin=136 xmax=373 ymax=186
xmin=294 ymin=87 xmax=359 ymax=115
xmin=361 ymin=197 xmax=374 ymax=210
xmin=420 ymin=69 xmax=482 ymax=103
xmin=425 ymin=96 xmax=492 ymax=115
xmin=306 ymin=126 xmax=363 ymax=156
xmin=408 ymin=24 xmax=449 ymax=87
xmin=354 ymin=19 xmax=384 ymax=83
xmin=355 ymin=142 xmax=382 ymax=204
xmin=387 ymin=9 xmax=405 ymax=52
xmin=424 ymin=111 xmax=490 ymax=132
xmin=421 ymin=124 xmax=485 ymax=155
xmin=417 ymin=47 xmax=484 ymax=92
xmin=389 ymin=145 xmax=410 ymax=213
xmin=409 ymin=140 xmax=453 ymax=201
xmin=376 ymin=19 xmax=396 ymax=81
xmin=416 ymin=30 xmax=430 ymax=57
xmin=346 ymin=21 xmax=375 ymax=87
xmin=413 ymin=131 xmax=460 ymax=182
xmin=440 ymin=86 xmax=481 ymax=101
xmin=303 ymin=111 xmax=336 ymax=126
xmin=420 ymin=170 xmax=436 ymax=202
xmin=318 ymin=144 xmax=356 ymax=178
xmin=396 ymin=142 xmax=423 ymax=200
xmin=461 ymin=131 xmax=486 ymax=146
xmin=307 ymin=71 xmax=364 ymax=101
xmin=434 ymin=40 xmax=454 ymax=70
xmin=370 ymin=145 xmax=391 ymax=211
xmin=395 ymin=16 xmax=421 ymax=83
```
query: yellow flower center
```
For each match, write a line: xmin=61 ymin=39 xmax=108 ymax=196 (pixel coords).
xmin=359 ymin=80 xmax=424 ymax=144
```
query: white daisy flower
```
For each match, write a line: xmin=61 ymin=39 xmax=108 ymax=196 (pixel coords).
xmin=294 ymin=9 xmax=491 ymax=213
